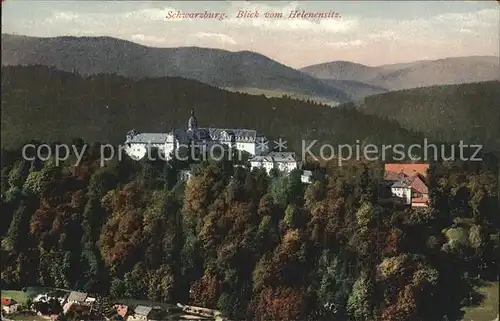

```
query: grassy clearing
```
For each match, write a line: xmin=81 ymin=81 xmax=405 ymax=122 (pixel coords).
xmin=1 ymin=290 xmax=30 ymax=305
xmin=462 ymin=281 xmax=499 ymax=321
xmin=1 ymin=287 xmax=51 ymax=305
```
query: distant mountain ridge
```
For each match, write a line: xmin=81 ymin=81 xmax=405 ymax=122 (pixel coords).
xmin=3 ymin=34 xmax=498 ymax=103
xmin=1 ymin=33 xmax=350 ymax=104
xmin=301 ymin=60 xmax=383 ymax=83
xmin=300 ymin=56 xmax=500 ymax=91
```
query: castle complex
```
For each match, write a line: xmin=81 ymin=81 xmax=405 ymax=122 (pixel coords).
xmin=124 ymin=110 xmax=304 ymax=176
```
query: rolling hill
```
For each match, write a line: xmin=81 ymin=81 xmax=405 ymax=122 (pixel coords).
xmin=351 ymin=81 xmax=500 ymax=152
xmin=301 ymin=60 xmax=384 ymax=83
xmin=318 ymin=79 xmax=389 ymax=101
xmin=6 ymin=34 xmax=496 ymax=103
xmin=1 ymin=65 xmax=422 ymax=153
xmin=300 ymin=56 xmax=500 ymax=92
xmin=1 ymin=34 xmax=350 ymax=104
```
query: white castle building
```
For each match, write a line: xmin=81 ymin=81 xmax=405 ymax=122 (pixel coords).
xmin=249 ymin=152 xmax=300 ymax=174
xmin=124 ymin=110 xmax=305 ymax=177
xmin=124 ymin=110 xmax=270 ymax=160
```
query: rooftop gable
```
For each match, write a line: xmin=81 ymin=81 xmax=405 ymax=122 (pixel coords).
xmin=1 ymin=297 xmax=17 ymax=306
xmin=410 ymin=175 xmax=429 ymax=194
xmin=126 ymin=132 xmax=172 ymax=144
xmin=302 ymin=170 xmax=313 ymax=176
xmin=268 ymin=152 xmax=298 ymax=162
xmin=205 ymin=128 xmax=257 ymax=142
xmin=134 ymin=305 xmax=153 ymax=316
xmin=250 ymin=155 xmax=274 ymax=163
xmin=391 ymin=181 xmax=410 ymax=188
xmin=384 ymin=163 xmax=429 ymax=180
xmin=67 ymin=291 xmax=88 ymax=302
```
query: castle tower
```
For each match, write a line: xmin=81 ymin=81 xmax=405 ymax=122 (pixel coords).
xmin=187 ymin=109 xmax=198 ymax=132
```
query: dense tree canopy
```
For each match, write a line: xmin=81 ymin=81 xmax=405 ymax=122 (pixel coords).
xmin=355 ymin=81 xmax=500 ymax=152
xmin=1 ymin=139 xmax=497 ymax=321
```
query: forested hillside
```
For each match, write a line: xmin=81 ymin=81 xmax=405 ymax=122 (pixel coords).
xmin=1 ymin=34 xmax=349 ymax=103
xmin=352 ymin=81 xmax=500 ymax=152
xmin=1 ymin=64 xmax=499 ymax=321
xmin=1 ymin=65 xmax=421 ymax=152
xmin=1 ymin=143 xmax=498 ymax=320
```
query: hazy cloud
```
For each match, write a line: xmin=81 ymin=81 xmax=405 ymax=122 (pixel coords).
xmin=193 ymin=32 xmax=237 ymax=45
xmin=327 ymin=39 xmax=365 ymax=49
xmin=432 ymin=8 xmax=498 ymax=27
xmin=51 ymin=11 xmax=80 ymax=21
xmin=131 ymin=34 xmax=167 ymax=44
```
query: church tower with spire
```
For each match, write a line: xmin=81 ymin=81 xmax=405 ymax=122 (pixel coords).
xmin=187 ymin=109 xmax=198 ymax=139
xmin=187 ymin=109 xmax=197 ymax=131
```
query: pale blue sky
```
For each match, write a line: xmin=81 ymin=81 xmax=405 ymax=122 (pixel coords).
xmin=2 ymin=1 xmax=499 ymax=67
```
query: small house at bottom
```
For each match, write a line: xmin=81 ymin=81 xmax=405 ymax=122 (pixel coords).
xmin=180 ymin=170 xmax=193 ymax=182
xmin=301 ymin=170 xmax=313 ymax=184
xmin=65 ymin=291 xmax=96 ymax=304
xmin=1 ymin=297 xmax=19 ymax=314
xmin=128 ymin=305 xmax=168 ymax=321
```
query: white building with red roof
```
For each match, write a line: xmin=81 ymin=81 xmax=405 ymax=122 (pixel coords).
xmin=1 ymin=297 xmax=19 ymax=314
xmin=384 ymin=163 xmax=430 ymax=208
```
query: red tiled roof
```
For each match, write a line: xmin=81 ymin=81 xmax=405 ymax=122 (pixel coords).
xmin=410 ymin=175 xmax=428 ymax=194
xmin=384 ymin=163 xmax=429 ymax=180
xmin=385 ymin=171 xmax=409 ymax=181
xmin=1 ymin=297 xmax=17 ymax=306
